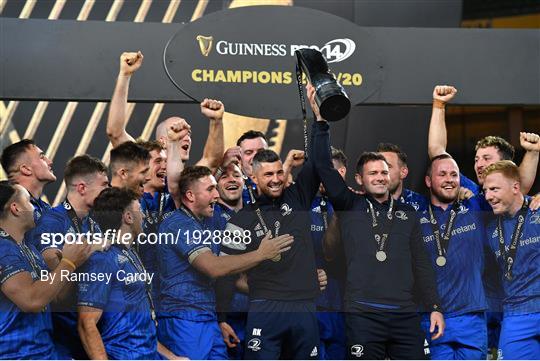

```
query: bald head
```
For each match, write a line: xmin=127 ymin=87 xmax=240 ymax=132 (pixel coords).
xmin=155 ymin=117 xmax=192 ymax=161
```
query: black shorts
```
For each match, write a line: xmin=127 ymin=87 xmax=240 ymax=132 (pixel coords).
xmin=244 ymin=299 xmax=320 ymax=360
xmin=345 ymin=311 xmax=427 ymax=360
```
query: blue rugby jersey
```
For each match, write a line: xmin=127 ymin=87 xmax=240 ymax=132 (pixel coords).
xmin=29 ymin=193 xmax=51 ymax=222
xmin=398 ymin=188 xmax=429 ymax=212
xmin=30 ymin=201 xmax=99 ymax=253
xmin=205 ymin=202 xmax=235 ymax=232
xmin=460 ymin=173 xmax=481 ymax=195
xmin=208 ymin=202 xmax=250 ymax=315
xmin=139 ymin=190 xmax=176 ymax=305
xmin=242 ymin=176 xmax=258 ymax=205
xmin=157 ymin=208 xmax=220 ymax=321
xmin=77 ymin=245 xmax=158 ymax=359
xmin=29 ymin=201 xmax=99 ymax=358
xmin=0 ymin=234 xmax=55 ymax=359
xmin=485 ymin=201 xmax=540 ymax=315
xmin=310 ymin=196 xmax=343 ymax=311
xmin=418 ymin=196 xmax=488 ymax=317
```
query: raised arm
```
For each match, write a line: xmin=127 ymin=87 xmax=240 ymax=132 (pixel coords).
xmin=166 ymin=119 xmax=191 ymax=208
xmin=196 ymin=99 xmax=225 ymax=172
xmin=308 ymin=85 xmax=354 ymax=211
xmin=106 ymin=51 xmax=142 ymax=148
xmin=428 ymin=85 xmax=457 ymax=159
xmin=518 ymin=132 xmax=539 ymax=194
xmin=283 ymin=149 xmax=305 ymax=184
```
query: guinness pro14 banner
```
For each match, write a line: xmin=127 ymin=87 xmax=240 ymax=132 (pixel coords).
xmin=164 ymin=5 xmax=384 ymax=120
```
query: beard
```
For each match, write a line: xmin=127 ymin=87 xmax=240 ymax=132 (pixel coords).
xmin=432 ymin=186 xmax=459 ymax=204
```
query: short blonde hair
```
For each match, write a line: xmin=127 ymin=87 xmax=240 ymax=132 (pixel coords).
xmin=483 ymin=160 xmax=520 ymax=182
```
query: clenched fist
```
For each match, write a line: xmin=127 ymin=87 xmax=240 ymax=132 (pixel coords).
xmin=222 ymin=146 xmax=242 ymax=167
xmin=433 ymin=85 xmax=457 ymax=107
xmin=167 ymin=118 xmax=191 ymax=143
xmin=200 ymin=98 xmax=224 ymax=121
xmin=284 ymin=149 xmax=305 ymax=169
xmin=120 ymin=51 xmax=143 ymax=76
xmin=520 ymin=132 xmax=540 ymax=152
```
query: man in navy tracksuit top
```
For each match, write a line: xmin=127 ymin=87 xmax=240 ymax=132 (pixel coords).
xmin=221 ymin=121 xmax=325 ymax=360
xmin=308 ymin=85 xmax=444 ymax=360
xmin=482 ymin=161 xmax=539 ymax=360
xmin=310 ymin=147 xmax=347 ymax=360
xmin=157 ymin=166 xmax=292 ymax=360
xmin=419 ymin=154 xmax=492 ymax=359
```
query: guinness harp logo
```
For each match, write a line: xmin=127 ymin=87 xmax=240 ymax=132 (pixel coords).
xmin=196 ymin=35 xmax=213 ymax=56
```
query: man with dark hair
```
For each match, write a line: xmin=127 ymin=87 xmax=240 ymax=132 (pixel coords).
xmin=234 ymin=130 xmax=269 ymax=204
xmin=376 ymin=142 xmax=429 ymax=211
xmin=310 ymin=85 xmax=444 ymax=359
xmin=236 ymin=130 xmax=269 ymax=173
xmin=107 ymin=51 xmax=224 ymax=171
xmin=28 ymin=154 xmax=109 ymax=359
xmin=157 ymin=165 xmax=293 ymax=359
xmin=483 ymin=161 xmax=539 ymax=360
xmin=210 ymin=162 xmax=248 ymax=359
xmin=0 ymin=181 xmax=91 ymax=359
xmin=310 ymin=146 xmax=348 ymax=360
xmin=418 ymin=154 xmax=491 ymax=359
xmin=1 ymin=139 xmax=55 ymax=220
xmin=77 ymin=187 xmax=177 ymax=360
xmin=110 ymin=141 xmax=150 ymax=197
xmin=220 ymin=122 xmax=325 ymax=359
xmin=428 ymin=85 xmax=539 ymax=195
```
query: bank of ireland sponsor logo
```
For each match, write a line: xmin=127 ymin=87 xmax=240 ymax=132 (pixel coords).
xmin=247 ymin=338 xmax=262 ymax=352
xmin=350 ymin=344 xmax=364 ymax=358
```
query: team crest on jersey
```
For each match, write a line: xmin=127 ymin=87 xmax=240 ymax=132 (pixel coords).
xmin=221 ymin=212 xmax=231 ymax=221
xmin=117 ymin=254 xmax=128 ymax=264
xmin=247 ymin=338 xmax=262 ymax=352
xmin=350 ymin=344 xmax=364 ymax=358
xmin=395 ymin=210 xmax=408 ymax=220
xmin=457 ymin=204 xmax=469 ymax=215
xmin=530 ymin=213 xmax=540 ymax=225
xmin=280 ymin=203 xmax=292 ymax=216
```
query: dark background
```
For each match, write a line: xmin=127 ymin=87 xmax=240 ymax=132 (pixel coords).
xmin=1 ymin=0 xmax=539 ymax=202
